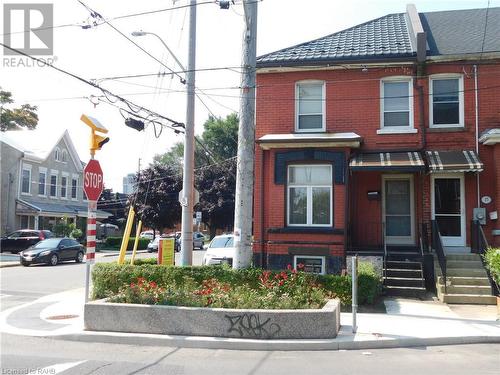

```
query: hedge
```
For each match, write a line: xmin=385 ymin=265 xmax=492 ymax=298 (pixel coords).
xmin=483 ymin=247 xmax=500 ymax=287
xmin=103 ymin=237 xmax=150 ymax=250
xmin=91 ymin=261 xmax=381 ymax=306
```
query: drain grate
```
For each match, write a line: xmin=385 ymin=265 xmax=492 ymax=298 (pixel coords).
xmin=45 ymin=314 xmax=79 ymax=320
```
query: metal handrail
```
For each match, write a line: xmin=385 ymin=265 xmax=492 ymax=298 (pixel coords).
xmin=472 ymin=220 xmax=499 ymax=296
xmin=431 ymin=220 xmax=447 ymax=294
xmin=382 ymin=222 xmax=387 ymax=284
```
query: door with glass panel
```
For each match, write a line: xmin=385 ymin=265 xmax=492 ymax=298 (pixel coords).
xmin=431 ymin=175 xmax=465 ymax=247
xmin=383 ymin=175 xmax=415 ymax=245
xmin=287 ymin=165 xmax=332 ymax=227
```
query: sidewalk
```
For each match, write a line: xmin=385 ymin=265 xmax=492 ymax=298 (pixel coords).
xmin=1 ymin=287 xmax=499 ymax=351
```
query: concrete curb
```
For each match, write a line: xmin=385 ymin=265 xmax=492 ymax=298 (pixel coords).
xmin=52 ymin=330 xmax=500 ymax=351
xmin=0 ymin=262 xmax=20 ymax=268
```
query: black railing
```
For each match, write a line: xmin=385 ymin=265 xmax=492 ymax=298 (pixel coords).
xmin=382 ymin=222 xmax=387 ymax=284
xmin=471 ymin=220 xmax=499 ymax=296
xmin=420 ymin=222 xmax=430 ymax=254
xmin=431 ymin=220 xmax=447 ymax=294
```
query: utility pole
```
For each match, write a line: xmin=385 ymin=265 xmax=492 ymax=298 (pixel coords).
xmin=233 ymin=0 xmax=258 ymax=269
xmin=180 ymin=0 xmax=196 ymax=266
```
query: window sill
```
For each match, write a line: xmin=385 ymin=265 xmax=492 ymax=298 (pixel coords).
xmin=21 ymin=192 xmax=31 ymax=196
xmin=294 ymin=129 xmax=326 ymax=134
xmin=377 ymin=128 xmax=418 ymax=135
xmin=268 ymin=227 xmax=344 ymax=235
xmin=428 ymin=126 xmax=465 ymax=132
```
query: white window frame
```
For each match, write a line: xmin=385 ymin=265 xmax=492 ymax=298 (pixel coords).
xmin=287 ymin=164 xmax=333 ymax=227
xmin=61 ymin=149 xmax=68 ymax=163
xmin=295 ymin=80 xmax=326 ymax=133
xmin=293 ymin=255 xmax=326 ymax=275
xmin=71 ymin=174 xmax=79 ymax=201
xmin=21 ymin=164 xmax=32 ymax=195
xmin=38 ymin=167 xmax=47 ymax=197
xmin=429 ymin=74 xmax=464 ymax=128
xmin=54 ymin=147 xmax=60 ymax=161
xmin=378 ymin=76 xmax=416 ymax=134
xmin=60 ymin=173 xmax=68 ymax=199
xmin=49 ymin=170 xmax=58 ymax=199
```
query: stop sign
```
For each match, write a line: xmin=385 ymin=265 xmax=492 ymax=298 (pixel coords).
xmin=83 ymin=159 xmax=104 ymax=201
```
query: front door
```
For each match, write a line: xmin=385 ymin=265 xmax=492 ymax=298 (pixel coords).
xmin=431 ymin=174 xmax=465 ymax=247
xmin=383 ymin=175 xmax=415 ymax=245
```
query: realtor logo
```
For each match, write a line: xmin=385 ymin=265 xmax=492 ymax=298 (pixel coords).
xmin=3 ymin=3 xmax=53 ymax=55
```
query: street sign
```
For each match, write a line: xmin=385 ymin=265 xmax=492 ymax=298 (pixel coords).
xmin=196 ymin=211 xmax=202 ymax=220
xmin=178 ymin=188 xmax=199 ymax=206
xmin=83 ymin=159 xmax=104 ymax=201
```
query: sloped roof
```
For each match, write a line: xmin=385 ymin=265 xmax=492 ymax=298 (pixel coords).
xmin=420 ymin=7 xmax=500 ymax=56
xmin=257 ymin=13 xmax=414 ymax=67
xmin=257 ymin=6 xmax=500 ymax=68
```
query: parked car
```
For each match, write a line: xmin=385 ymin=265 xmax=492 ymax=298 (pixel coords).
xmin=19 ymin=237 xmax=85 ymax=266
xmin=176 ymin=231 xmax=205 ymax=251
xmin=0 ymin=229 xmax=53 ymax=254
xmin=202 ymin=234 xmax=235 ymax=266
xmin=140 ymin=230 xmax=155 ymax=240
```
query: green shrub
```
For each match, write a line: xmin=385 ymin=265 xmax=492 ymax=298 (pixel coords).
xmin=483 ymin=247 xmax=500 ymax=286
xmin=104 ymin=237 xmax=149 ymax=250
xmin=91 ymin=263 xmax=382 ymax=308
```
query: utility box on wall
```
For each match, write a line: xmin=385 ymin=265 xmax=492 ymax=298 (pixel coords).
xmin=473 ymin=207 xmax=487 ymax=225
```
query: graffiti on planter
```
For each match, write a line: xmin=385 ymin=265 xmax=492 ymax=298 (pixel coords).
xmin=225 ymin=314 xmax=281 ymax=338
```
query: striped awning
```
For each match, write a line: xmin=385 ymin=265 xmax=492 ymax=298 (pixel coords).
xmin=350 ymin=152 xmax=424 ymax=171
xmin=426 ymin=151 xmax=483 ymax=173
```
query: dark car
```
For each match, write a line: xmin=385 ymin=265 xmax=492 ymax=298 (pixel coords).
xmin=176 ymin=232 xmax=205 ymax=251
xmin=0 ymin=229 xmax=53 ymax=254
xmin=20 ymin=238 xmax=85 ymax=266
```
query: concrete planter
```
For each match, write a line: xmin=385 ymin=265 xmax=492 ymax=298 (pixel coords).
xmin=84 ymin=299 xmax=340 ymax=340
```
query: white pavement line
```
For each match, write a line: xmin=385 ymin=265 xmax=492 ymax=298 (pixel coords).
xmin=40 ymin=360 xmax=87 ymax=374
xmin=0 ymin=288 xmax=85 ymax=336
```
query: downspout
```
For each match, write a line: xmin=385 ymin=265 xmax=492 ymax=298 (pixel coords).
xmin=344 ymin=151 xmax=353 ymax=270
xmin=474 ymin=64 xmax=480 ymax=207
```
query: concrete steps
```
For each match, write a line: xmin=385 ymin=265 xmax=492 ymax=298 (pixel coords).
xmin=384 ymin=258 xmax=426 ymax=298
xmin=434 ymin=253 xmax=495 ymax=305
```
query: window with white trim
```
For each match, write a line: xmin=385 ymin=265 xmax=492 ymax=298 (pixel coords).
xmin=61 ymin=150 xmax=68 ymax=163
xmin=293 ymin=255 xmax=326 ymax=274
xmin=61 ymin=175 xmax=68 ymax=199
xmin=287 ymin=165 xmax=332 ymax=227
xmin=296 ymin=81 xmax=325 ymax=132
xmin=21 ymin=165 xmax=31 ymax=194
xmin=71 ymin=177 xmax=78 ymax=200
xmin=430 ymin=75 xmax=464 ymax=127
xmin=38 ymin=168 xmax=47 ymax=196
xmin=379 ymin=78 xmax=414 ymax=132
xmin=54 ymin=147 xmax=60 ymax=161
xmin=50 ymin=172 xmax=58 ymax=198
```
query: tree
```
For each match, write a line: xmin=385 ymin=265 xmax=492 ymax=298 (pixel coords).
xmin=0 ymin=88 xmax=38 ymax=131
xmin=130 ymin=163 xmax=182 ymax=233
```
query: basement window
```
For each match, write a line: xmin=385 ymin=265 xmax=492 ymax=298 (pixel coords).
xmin=293 ymin=255 xmax=326 ymax=274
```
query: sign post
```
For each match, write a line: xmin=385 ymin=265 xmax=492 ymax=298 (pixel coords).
xmin=83 ymin=159 xmax=104 ymax=303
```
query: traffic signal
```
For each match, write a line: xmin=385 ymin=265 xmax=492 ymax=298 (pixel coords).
xmin=125 ymin=118 xmax=145 ymax=131
xmin=81 ymin=114 xmax=109 ymax=157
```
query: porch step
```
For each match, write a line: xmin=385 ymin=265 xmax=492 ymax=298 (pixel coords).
xmin=385 ymin=269 xmax=422 ymax=278
xmin=444 ymin=268 xmax=489 ymax=277
xmin=437 ymin=285 xmax=492 ymax=295
xmin=384 ymin=285 xmax=427 ymax=298
xmin=446 ymin=260 xmax=483 ymax=268
xmin=444 ymin=254 xmax=481 ymax=261
xmin=436 ymin=276 xmax=491 ymax=286
xmin=386 ymin=260 xmax=422 ymax=269
xmin=441 ymin=294 xmax=497 ymax=305
xmin=384 ymin=277 xmax=425 ymax=288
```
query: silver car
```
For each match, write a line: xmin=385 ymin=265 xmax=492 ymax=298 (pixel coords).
xmin=202 ymin=235 xmax=235 ymax=266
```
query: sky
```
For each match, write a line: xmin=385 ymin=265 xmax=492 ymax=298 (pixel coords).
xmin=1 ymin=0 xmax=497 ymax=192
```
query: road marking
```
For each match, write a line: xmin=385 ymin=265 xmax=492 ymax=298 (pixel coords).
xmin=40 ymin=360 xmax=86 ymax=374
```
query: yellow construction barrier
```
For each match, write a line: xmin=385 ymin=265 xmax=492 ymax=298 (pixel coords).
xmin=118 ymin=206 xmax=135 ymax=264
xmin=130 ymin=220 xmax=142 ymax=265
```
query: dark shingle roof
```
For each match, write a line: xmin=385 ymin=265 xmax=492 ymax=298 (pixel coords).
xmin=257 ymin=13 xmax=414 ymax=67
xmin=257 ymin=7 xmax=500 ymax=68
xmin=420 ymin=7 xmax=500 ymax=56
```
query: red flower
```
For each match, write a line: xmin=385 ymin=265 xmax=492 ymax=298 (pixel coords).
xmin=287 ymin=264 xmax=292 ymax=270
xmin=130 ymin=282 xmax=136 ymax=288
xmin=137 ymin=277 xmax=145 ymax=285
xmin=149 ymin=281 xmax=157 ymax=289
xmin=297 ymin=263 xmax=305 ymax=270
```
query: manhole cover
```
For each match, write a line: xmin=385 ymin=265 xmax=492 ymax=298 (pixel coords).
xmin=45 ymin=314 xmax=79 ymax=320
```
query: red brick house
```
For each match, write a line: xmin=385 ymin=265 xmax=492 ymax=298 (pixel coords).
xmin=252 ymin=5 xmax=499 ymax=301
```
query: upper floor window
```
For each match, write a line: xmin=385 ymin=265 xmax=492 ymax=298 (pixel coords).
xmin=430 ymin=75 xmax=464 ymax=128
xmin=295 ymin=81 xmax=325 ymax=132
xmin=50 ymin=173 xmax=57 ymax=198
xmin=379 ymin=77 xmax=414 ymax=133
xmin=71 ymin=177 xmax=78 ymax=200
xmin=61 ymin=150 xmax=68 ymax=163
xmin=61 ymin=175 xmax=68 ymax=199
xmin=287 ymin=165 xmax=332 ymax=227
xmin=54 ymin=147 xmax=60 ymax=161
xmin=21 ymin=165 xmax=31 ymax=195
xmin=38 ymin=168 xmax=47 ymax=196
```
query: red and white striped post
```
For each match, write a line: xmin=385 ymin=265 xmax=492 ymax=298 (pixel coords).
xmin=84 ymin=200 xmax=97 ymax=303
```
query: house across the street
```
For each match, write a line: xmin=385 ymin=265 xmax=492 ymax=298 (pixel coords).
xmin=0 ymin=129 xmax=111 ymax=235
xmin=252 ymin=4 xmax=499 ymax=303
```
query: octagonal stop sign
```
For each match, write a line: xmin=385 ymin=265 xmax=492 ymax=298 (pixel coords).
xmin=83 ymin=159 xmax=104 ymax=201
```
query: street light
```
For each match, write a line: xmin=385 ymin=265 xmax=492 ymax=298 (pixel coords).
xmin=131 ymin=30 xmax=187 ymax=75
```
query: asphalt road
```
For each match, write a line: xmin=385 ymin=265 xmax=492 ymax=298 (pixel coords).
xmin=1 ymin=336 xmax=499 ymax=375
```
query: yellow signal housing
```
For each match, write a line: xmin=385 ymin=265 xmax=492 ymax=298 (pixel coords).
xmin=81 ymin=114 xmax=109 ymax=157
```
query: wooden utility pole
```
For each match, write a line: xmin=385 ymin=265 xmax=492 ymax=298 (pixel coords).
xmin=233 ymin=0 xmax=258 ymax=269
